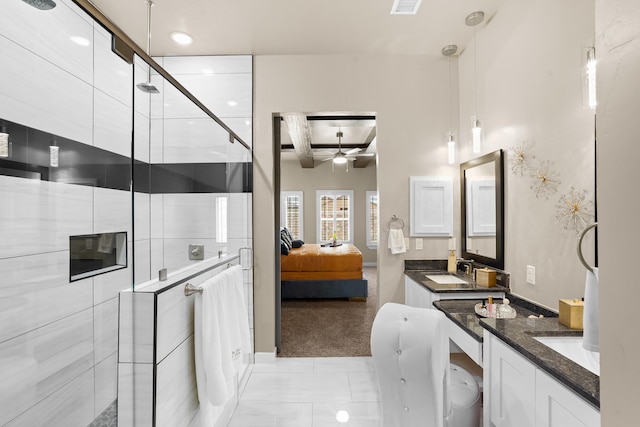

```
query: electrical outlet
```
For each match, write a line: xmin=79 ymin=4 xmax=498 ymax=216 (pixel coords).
xmin=526 ymin=265 xmax=536 ymax=285
xmin=415 ymin=238 xmax=423 ymax=250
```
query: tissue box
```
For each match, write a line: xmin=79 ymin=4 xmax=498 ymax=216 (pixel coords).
xmin=559 ymin=299 xmax=584 ymax=330
xmin=475 ymin=268 xmax=496 ymax=287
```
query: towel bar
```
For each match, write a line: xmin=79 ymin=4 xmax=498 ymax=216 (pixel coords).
xmin=388 ymin=215 xmax=405 ymax=230
xmin=184 ymin=282 xmax=203 ymax=296
xmin=184 ymin=263 xmax=237 ymax=296
xmin=577 ymin=222 xmax=597 ymax=273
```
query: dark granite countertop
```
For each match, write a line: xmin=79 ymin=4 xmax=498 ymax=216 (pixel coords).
xmin=404 ymin=269 xmax=509 ymax=294
xmin=433 ymin=297 xmax=599 ymax=410
xmin=433 ymin=296 xmax=555 ymax=342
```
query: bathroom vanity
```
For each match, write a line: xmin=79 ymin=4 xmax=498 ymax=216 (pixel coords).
xmin=431 ymin=296 xmax=600 ymax=427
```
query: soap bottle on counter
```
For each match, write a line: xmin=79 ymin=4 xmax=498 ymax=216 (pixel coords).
xmin=447 ymin=237 xmax=457 ymax=273
xmin=447 ymin=250 xmax=456 ymax=273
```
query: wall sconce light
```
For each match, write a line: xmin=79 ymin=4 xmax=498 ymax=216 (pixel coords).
xmin=466 ymin=11 xmax=484 ymax=154
xmin=0 ymin=126 xmax=9 ymax=158
xmin=586 ymin=47 xmax=597 ymax=109
xmin=50 ymin=141 xmax=59 ymax=167
xmin=442 ymin=44 xmax=458 ymax=164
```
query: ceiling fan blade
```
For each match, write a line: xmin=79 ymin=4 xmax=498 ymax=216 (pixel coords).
xmin=356 ymin=152 xmax=376 ymax=157
xmin=344 ymin=148 xmax=361 ymax=155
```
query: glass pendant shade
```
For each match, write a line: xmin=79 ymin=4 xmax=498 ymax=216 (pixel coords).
xmin=472 ymin=118 xmax=482 ymax=153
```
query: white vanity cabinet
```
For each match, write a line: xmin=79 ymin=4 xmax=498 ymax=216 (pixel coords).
xmin=484 ymin=331 xmax=600 ymax=427
xmin=535 ymin=369 xmax=600 ymax=427
xmin=486 ymin=333 xmax=536 ymax=427
xmin=405 ymin=275 xmax=436 ymax=308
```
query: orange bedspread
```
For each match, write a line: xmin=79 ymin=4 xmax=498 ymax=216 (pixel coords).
xmin=280 ymin=243 xmax=363 ymax=281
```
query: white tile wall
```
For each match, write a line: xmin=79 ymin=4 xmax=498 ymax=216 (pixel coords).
xmin=0 ymin=308 xmax=94 ymax=425
xmin=0 ymin=34 xmax=94 ymax=145
xmin=94 ymin=352 xmax=118 ymax=419
xmin=94 ymin=298 xmax=119 ymax=363
xmin=0 ymin=176 xmax=94 ymax=258
xmin=5 ymin=368 xmax=95 ymax=427
xmin=117 ymin=362 xmax=154 ymax=427
xmin=94 ymin=186 xmax=132 ymax=236
xmin=93 ymin=25 xmax=132 ymax=107
xmin=155 ymin=335 xmax=200 ymax=427
xmin=1 ymin=0 xmax=94 ymax=84
xmin=93 ymin=89 xmax=132 ymax=157
xmin=162 ymin=55 xmax=252 ymax=75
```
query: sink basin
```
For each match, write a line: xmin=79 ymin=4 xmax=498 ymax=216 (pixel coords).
xmin=534 ymin=336 xmax=600 ymax=376
xmin=425 ymin=274 xmax=468 ymax=285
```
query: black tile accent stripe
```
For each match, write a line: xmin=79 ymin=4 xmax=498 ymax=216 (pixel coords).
xmin=0 ymin=118 xmax=252 ymax=193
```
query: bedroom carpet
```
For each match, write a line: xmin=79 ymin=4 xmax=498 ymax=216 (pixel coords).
xmin=279 ymin=267 xmax=377 ymax=357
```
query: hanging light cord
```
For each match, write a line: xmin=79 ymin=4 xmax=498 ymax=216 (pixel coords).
xmin=473 ymin=24 xmax=478 ymax=121
xmin=448 ymin=55 xmax=453 ymax=133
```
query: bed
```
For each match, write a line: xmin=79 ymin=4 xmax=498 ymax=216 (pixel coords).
xmin=280 ymin=243 xmax=368 ymax=300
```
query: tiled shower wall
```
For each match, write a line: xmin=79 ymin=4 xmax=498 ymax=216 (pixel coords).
xmin=0 ymin=1 xmax=252 ymax=426
xmin=0 ymin=1 xmax=132 ymax=425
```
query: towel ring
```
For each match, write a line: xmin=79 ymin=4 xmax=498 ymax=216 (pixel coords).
xmin=577 ymin=222 xmax=597 ymax=273
xmin=388 ymin=215 xmax=405 ymax=230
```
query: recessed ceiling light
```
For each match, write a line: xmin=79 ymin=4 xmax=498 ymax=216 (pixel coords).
xmin=170 ymin=31 xmax=193 ymax=45
xmin=70 ymin=36 xmax=90 ymax=46
xmin=227 ymin=101 xmax=238 ymax=107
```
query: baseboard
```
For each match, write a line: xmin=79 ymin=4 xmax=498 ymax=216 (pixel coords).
xmin=254 ymin=348 xmax=277 ymax=363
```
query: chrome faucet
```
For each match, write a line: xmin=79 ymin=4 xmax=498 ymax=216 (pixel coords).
xmin=457 ymin=258 xmax=475 ymax=276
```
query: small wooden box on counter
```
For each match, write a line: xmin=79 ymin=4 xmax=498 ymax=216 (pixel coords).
xmin=476 ymin=268 xmax=496 ymax=287
xmin=559 ymin=299 xmax=584 ymax=329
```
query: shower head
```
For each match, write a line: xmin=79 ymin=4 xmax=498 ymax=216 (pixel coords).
xmin=22 ymin=0 xmax=57 ymax=10
xmin=136 ymin=0 xmax=160 ymax=94
xmin=136 ymin=81 xmax=160 ymax=94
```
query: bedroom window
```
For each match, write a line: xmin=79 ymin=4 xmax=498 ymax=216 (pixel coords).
xmin=316 ymin=190 xmax=354 ymax=244
xmin=366 ymin=191 xmax=379 ymax=248
xmin=281 ymin=191 xmax=303 ymax=240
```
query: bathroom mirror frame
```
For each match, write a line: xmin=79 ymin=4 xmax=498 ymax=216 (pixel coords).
xmin=460 ymin=149 xmax=504 ymax=270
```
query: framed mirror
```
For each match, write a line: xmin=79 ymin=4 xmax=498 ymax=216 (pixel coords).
xmin=460 ymin=149 xmax=504 ymax=269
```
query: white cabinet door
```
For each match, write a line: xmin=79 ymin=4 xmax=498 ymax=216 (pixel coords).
xmin=404 ymin=276 xmax=435 ymax=309
xmin=489 ymin=335 xmax=536 ymax=427
xmin=535 ymin=370 xmax=600 ymax=427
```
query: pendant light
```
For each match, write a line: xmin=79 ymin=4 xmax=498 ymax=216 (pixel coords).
xmin=442 ymin=44 xmax=457 ymax=164
xmin=466 ymin=11 xmax=484 ymax=154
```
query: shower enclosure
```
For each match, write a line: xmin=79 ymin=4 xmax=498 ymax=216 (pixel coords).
xmin=0 ymin=0 xmax=252 ymax=425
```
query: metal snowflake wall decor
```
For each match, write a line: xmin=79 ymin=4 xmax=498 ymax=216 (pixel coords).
xmin=555 ymin=187 xmax=595 ymax=233
xmin=508 ymin=140 xmax=535 ymax=176
xmin=530 ymin=160 xmax=561 ymax=199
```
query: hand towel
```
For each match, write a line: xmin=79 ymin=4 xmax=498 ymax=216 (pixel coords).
xmin=582 ymin=267 xmax=599 ymax=352
xmin=388 ymin=228 xmax=407 ymax=254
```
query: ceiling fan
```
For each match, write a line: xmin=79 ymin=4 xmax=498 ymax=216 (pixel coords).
xmin=319 ymin=131 xmax=362 ymax=165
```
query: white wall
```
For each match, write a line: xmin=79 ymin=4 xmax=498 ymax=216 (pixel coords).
xmin=253 ymin=53 xmax=458 ymax=352
xmin=457 ymin=0 xmax=596 ymax=310
xmin=596 ymin=0 xmax=640 ymax=423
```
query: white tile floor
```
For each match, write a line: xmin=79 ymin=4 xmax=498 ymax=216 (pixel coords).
xmin=227 ymin=357 xmax=381 ymax=426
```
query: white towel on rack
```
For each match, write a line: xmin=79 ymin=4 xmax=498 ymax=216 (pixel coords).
xmin=388 ymin=228 xmax=407 ymax=254
xmin=194 ymin=265 xmax=251 ymax=425
xmin=582 ymin=267 xmax=599 ymax=352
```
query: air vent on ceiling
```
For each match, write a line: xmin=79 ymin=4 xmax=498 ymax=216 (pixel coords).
xmin=390 ymin=0 xmax=422 ymax=15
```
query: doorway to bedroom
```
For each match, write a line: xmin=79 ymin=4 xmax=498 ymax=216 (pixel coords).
xmin=275 ymin=112 xmax=378 ymax=356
